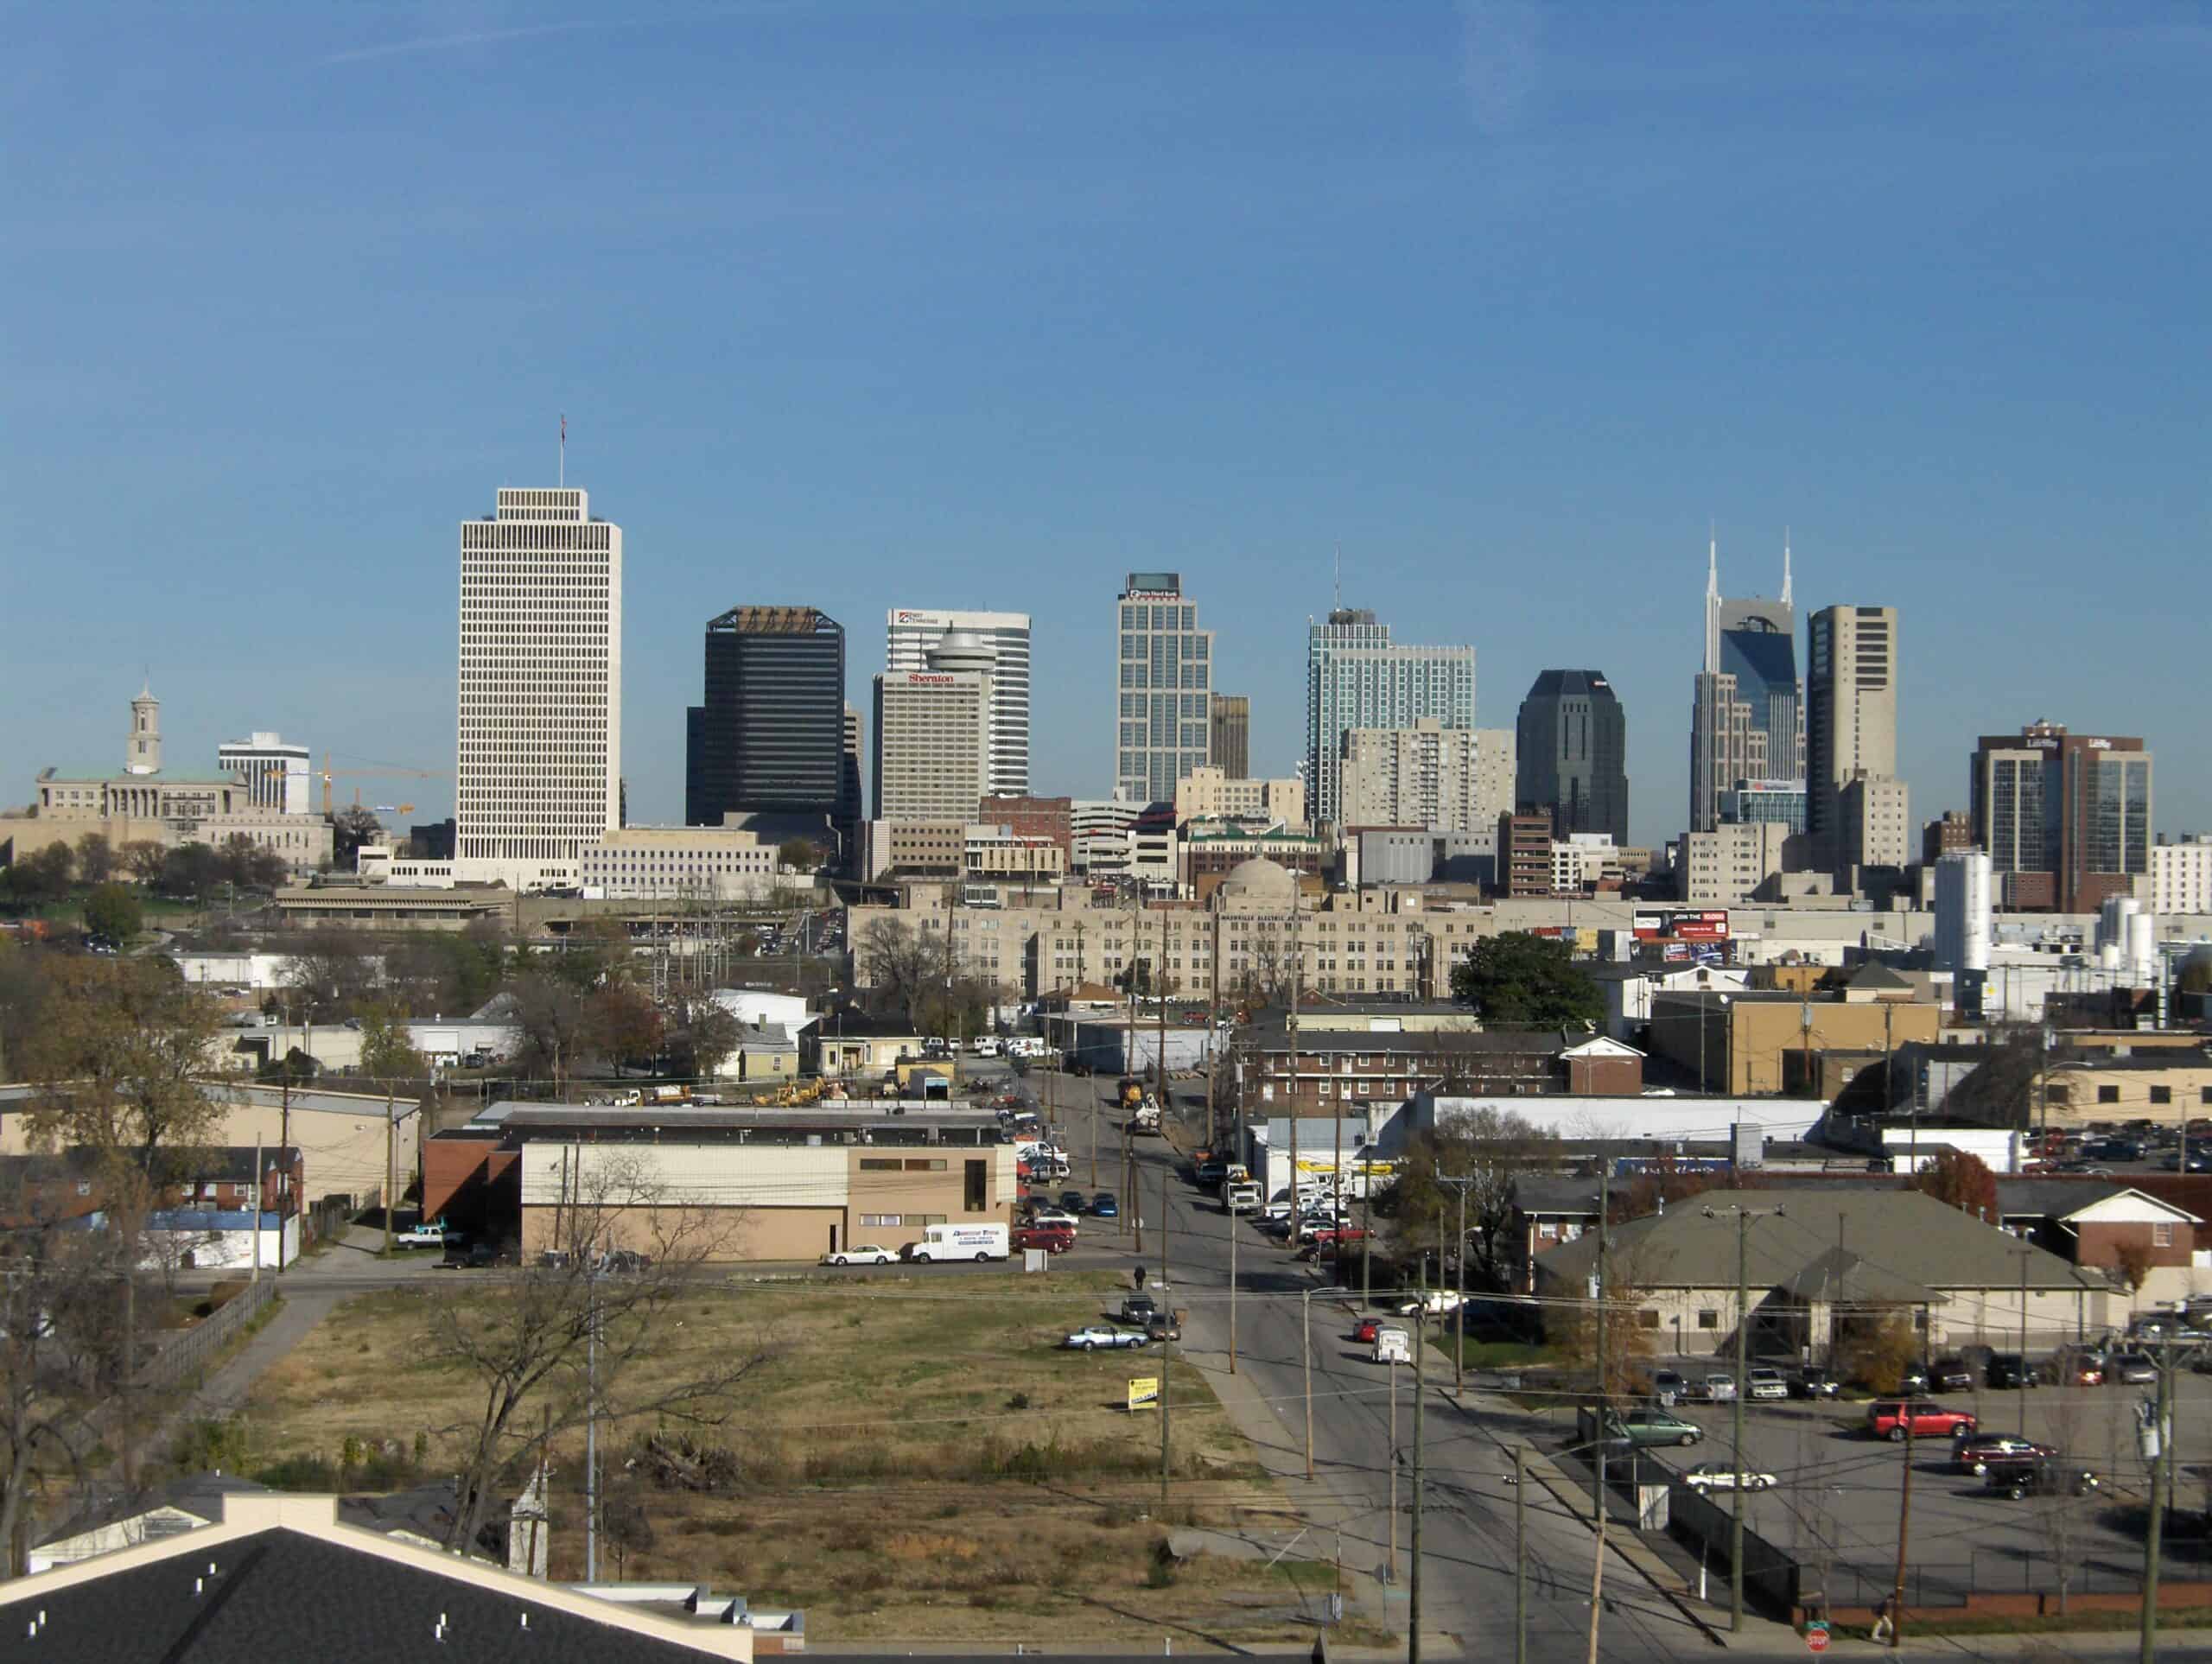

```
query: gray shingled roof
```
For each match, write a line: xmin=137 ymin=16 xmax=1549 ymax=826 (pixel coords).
xmin=1535 ymin=1187 xmax=2096 ymax=1297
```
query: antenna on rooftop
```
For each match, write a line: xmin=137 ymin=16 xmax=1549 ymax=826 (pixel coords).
xmin=1333 ymin=543 xmax=1342 ymax=613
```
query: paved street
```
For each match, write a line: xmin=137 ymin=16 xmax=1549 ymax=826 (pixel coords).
xmin=1019 ymin=1067 xmax=2212 ymax=1661
xmin=1027 ymin=1070 xmax=1723 ymax=1662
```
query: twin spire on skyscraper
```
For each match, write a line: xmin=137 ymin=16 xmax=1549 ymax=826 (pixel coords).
xmin=1700 ymin=527 xmax=1796 ymax=676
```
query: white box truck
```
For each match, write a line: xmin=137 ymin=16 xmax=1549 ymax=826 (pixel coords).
xmin=900 ymin=1223 xmax=1011 ymax=1263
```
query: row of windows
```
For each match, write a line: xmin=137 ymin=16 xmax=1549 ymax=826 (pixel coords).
xmin=1120 ymin=605 xmax=1197 ymax=631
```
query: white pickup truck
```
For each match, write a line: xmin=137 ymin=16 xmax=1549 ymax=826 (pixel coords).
xmin=396 ymin=1218 xmax=449 ymax=1248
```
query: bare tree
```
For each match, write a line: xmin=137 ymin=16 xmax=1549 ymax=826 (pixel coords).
xmin=423 ymin=1153 xmax=771 ymax=1556
xmin=0 ymin=1162 xmax=148 ymax=1575
xmin=2037 ymin=1383 xmax=2091 ymax=1613
xmin=1376 ymin=1106 xmax=1554 ymax=1291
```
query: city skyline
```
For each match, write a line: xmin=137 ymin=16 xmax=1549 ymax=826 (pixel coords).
xmin=7 ymin=7 xmax=2209 ymax=848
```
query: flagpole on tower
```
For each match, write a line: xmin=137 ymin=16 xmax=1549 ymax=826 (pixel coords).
xmin=560 ymin=414 xmax=567 ymax=488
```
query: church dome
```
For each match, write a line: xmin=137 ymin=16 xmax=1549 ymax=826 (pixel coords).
xmin=1217 ymin=857 xmax=1297 ymax=905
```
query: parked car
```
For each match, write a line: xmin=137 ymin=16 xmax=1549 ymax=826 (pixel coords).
xmin=1392 ymin=1289 xmax=1465 ymax=1318
xmin=822 ymin=1244 xmax=899 ymax=1267
xmin=1058 ymin=1189 xmax=1088 ymax=1215
xmin=1700 ymin=1375 xmax=1737 ymax=1403
xmin=1984 ymin=1457 xmax=2100 ymax=1501
xmin=1746 ymin=1367 xmax=1789 ymax=1401
xmin=1789 ymin=1368 xmax=1841 ymax=1400
xmin=596 ymin=1249 xmax=652 ymax=1275
xmin=1955 ymin=1435 xmax=2054 ymax=1476
xmin=1027 ymin=1208 xmax=1080 ymax=1232
xmin=1144 ymin=1312 xmax=1183 ymax=1343
xmin=1649 ymin=1369 xmax=1688 ymax=1406
xmin=1867 ymin=1400 xmax=1977 ymax=1442
xmin=1929 ymin=1357 xmax=1975 ymax=1392
xmin=1011 ymin=1224 xmax=1075 ymax=1254
xmin=1062 ymin=1326 xmax=1149 ymax=1351
xmin=442 ymin=1239 xmax=510 ymax=1269
xmin=1090 ymin=1191 xmax=1119 ymax=1218
xmin=1608 ymin=1407 xmax=1705 ymax=1449
xmin=395 ymin=1218 xmax=449 ymax=1249
xmin=2111 ymin=1351 xmax=2158 ymax=1384
xmin=1117 ymin=1294 xmax=1160 ymax=1326
xmin=1684 ymin=1462 xmax=1777 ymax=1492
xmin=1986 ymin=1353 xmax=2039 ymax=1389
xmin=1354 ymin=1317 xmax=1386 ymax=1343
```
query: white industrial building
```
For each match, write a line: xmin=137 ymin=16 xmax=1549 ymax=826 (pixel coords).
xmin=453 ymin=487 xmax=621 ymax=891
xmin=217 ymin=732 xmax=314 ymax=816
xmin=2152 ymin=836 xmax=2212 ymax=917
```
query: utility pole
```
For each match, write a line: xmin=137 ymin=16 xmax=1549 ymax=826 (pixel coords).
xmin=1890 ymin=1411 xmax=1915 ymax=1651
xmin=2017 ymin=1247 xmax=2031 ymax=1438
xmin=250 ymin=1133 xmax=263 ymax=1286
xmin=1388 ymin=1353 xmax=1399 ymax=1582
xmin=1287 ymin=892 xmax=1300 ymax=1251
xmin=1160 ymin=1169 xmax=1172 ymax=1509
xmin=1704 ymin=1199 xmax=1784 ymax=1634
xmin=1228 ymin=1171 xmax=1238 ymax=1375
xmin=1437 ymin=1174 xmax=1474 ymax=1395
xmin=1411 ymin=1278 xmax=1426 ymax=1664
xmin=2142 ymin=1341 xmax=2172 ymax=1664
xmin=1587 ymin=1165 xmax=1610 ymax=1664
xmin=382 ymin=1081 xmax=397 ymax=1257
xmin=1156 ymin=907 xmax=1170 ymax=1104
xmin=1512 ymin=1444 xmax=1529 ymax=1664
xmin=1301 ymin=1285 xmax=1314 ymax=1481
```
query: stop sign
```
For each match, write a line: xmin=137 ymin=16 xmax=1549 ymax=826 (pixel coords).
xmin=1806 ymin=1623 xmax=1831 ymax=1654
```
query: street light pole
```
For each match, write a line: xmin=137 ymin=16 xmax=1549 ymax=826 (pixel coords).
xmin=1301 ymin=1286 xmax=1314 ymax=1482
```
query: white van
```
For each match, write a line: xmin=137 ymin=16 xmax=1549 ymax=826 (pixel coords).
xmin=969 ymin=1036 xmax=1002 ymax=1057
xmin=900 ymin=1223 xmax=1011 ymax=1263
xmin=1371 ymin=1325 xmax=1413 ymax=1365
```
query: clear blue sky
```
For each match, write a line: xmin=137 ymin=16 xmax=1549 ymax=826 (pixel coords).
xmin=6 ymin=3 xmax=2207 ymax=848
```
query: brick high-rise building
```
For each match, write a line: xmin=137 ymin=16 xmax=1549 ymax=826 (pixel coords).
xmin=1497 ymin=812 xmax=1554 ymax=899
xmin=1208 ymin=693 xmax=1250 ymax=779
xmin=1969 ymin=721 xmax=2152 ymax=912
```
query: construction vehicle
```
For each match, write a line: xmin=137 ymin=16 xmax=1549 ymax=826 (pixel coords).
xmin=1117 ymin=1077 xmax=1144 ymax=1110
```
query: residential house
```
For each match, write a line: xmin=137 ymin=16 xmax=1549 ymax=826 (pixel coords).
xmin=0 ymin=1491 xmax=760 ymax=1661
xmin=1534 ymin=1187 xmax=2113 ymax=1362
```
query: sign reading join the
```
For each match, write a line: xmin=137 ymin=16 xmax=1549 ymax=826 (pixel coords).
xmin=1127 ymin=1377 xmax=1160 ymax=1412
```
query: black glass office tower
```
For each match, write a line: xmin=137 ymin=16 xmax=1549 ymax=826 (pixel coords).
xmin=1515 ymin=669 xmax=1630 ymax=843
xmin=684 ymin=607 xmax=845 ymax=826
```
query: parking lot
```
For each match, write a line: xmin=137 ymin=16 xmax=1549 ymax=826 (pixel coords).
xmin=1599 ymin=1369 xmax=2212 ymax=1606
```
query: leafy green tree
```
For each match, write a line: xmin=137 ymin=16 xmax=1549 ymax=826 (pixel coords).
xmin=73 ymin=832 xmax=117 ymax=885
xmin=1372 ymin=1107 xmax=1554 ymax=1291
xmin=777 ymin=837 xmax=823 ymax=870
xmin=359 ymin=1005 xmax=430 ymax=1083
xmin=1 ymin=844 xmax=74 ymax=904
xmin=156 ymin=842 xmax=221 ymax=899
xmin=119 ymin=840 xmax=168 ymax=884
xmin=330 ymin=805 xmax=384 ymax=869
xmin=82 ymin=882 xmax=143 ymax=944
xmin=1912 ymin=1146 xmax=1999 ymax=1220
xmin=1449 ymin=931 xmax=1603 ymax=1030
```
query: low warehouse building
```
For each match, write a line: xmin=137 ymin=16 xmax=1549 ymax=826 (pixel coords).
xmin=448 ymin=1103 xmax=1017 ymax=1262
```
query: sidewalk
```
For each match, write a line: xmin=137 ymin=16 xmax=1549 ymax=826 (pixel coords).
xmin=1176 ymin=1323 xmax=1456 ymax=1660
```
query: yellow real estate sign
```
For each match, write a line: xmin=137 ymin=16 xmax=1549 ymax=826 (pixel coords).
xmin=1127 ymin=1376 xmax=1160 ymax=1412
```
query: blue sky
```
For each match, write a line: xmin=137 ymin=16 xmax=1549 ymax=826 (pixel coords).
xmin=5 ymin=2 xmax=2207 ymax=848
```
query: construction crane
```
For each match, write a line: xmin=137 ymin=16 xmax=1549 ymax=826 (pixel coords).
xmin=262 ymin=753 xmax=451 ymax=817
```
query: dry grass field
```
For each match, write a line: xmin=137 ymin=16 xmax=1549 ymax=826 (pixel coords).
xmin=222 ymin=1268 xmax=1350 ymax=1645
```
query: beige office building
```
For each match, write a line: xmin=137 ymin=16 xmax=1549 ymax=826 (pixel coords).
xmin=872 ymin=633 xmax=994 ymax=823
xmin=454 ymin=487 xmax=621 ymax=888
xmin=1339 ymin=719 xmax=1491 ymax=832
xmin=1806 ymin=605 xmax=1899 ymax=865
xmin=1173 ymin=765 xmax=1305 ymax=829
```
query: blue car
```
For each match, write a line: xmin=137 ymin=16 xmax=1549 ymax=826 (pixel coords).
xmin=1090 ymin=1191 xmax=1119 ymax=1218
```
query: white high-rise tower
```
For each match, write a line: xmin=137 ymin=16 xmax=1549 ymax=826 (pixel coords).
xmin=885 ymin=608 xmax=1031 ymax=796
xmin=454 ymin=487 xmax=622 ymax=887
